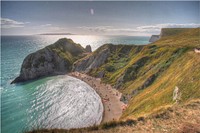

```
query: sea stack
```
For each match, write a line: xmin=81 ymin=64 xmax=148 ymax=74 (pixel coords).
xmin=85 ymin=45 xmax=92 ymax=52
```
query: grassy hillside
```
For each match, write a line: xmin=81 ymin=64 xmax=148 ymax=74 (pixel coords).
xmin=47 ymin=38 xmax=86 ymax=63
xmin=28 ymin=28 xmax=200 ymax=132
xmin=160 ymin=28 xmax=194 ymax=37
xmin=45 ymin=38 xmax=87 ymax=71
xmin=88 ymin=28 xmax=200 ymax=119
xmin=157 ymin=28 xmax=199 ymax=47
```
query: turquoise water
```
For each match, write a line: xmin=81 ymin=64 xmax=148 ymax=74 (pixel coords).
xmin=1 ymin=35 xmax=149 ymax=133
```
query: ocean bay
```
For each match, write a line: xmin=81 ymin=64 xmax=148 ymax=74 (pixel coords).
xmin=1 ymin=35 xmax=149 ymax=133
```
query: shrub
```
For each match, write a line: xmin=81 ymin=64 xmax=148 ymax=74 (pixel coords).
xmin=125 ymin=119 xmax=137 ymax=126
xmin=137 ymin=116 xmax=145 ymax=122
xmin=105 ymin=65 xmax=115 ymax=72
xmin=101 ymin=121 xmax=118 ymax=129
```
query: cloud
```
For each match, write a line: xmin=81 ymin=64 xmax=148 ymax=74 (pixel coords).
xmin=78 ymin=26 xmax=144 ymax=33
xmin=40 ymin=24 xmax=52 ymax=27
xmin=78 ymin=26 xmax=113 ymax=33
xmin=41 ymin=24 xmax=64 ymax=31
xmin=1 ymin=18 xmax=29 ymax=28
xmin=30 ymin=24 xmax=67 ymax=33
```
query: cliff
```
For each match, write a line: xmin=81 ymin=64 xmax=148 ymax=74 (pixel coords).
xmin=149 ymin=28 xmax=194 ymax=43
xmin=73 ymin=28 xmax=200 ymax=119
xmin=149 ymin=35 xmax=160 ymax=42
xmin=11 ymin=38 xmax=87 ymax=83
xmin=160 ymin=28 xmax=194 ymax=38
xmin=73 ymin=44 xmax=144 ymax=77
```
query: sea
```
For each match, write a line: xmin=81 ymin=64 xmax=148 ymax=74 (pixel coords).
xmin=1 ymin=35 xmax=150 ymax=133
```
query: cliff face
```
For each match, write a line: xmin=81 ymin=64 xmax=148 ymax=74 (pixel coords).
xmin=11 ymin=38 xmax=87 ymax=83
xmin=73 ymin=44 xmax=111 ymax=73
xmin=73 ymin=44 xmax=144 ymax=77
xmin=149 ymin=35 xmax=160 ymax=42
xmin=149 ymin=28 xmax=194 ymax=43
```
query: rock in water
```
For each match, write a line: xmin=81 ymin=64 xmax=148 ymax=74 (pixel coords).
xmin=11 ymin=38 xmax=86 ymax=84
xmin=85 ymin=45 xmax=92 ymax=52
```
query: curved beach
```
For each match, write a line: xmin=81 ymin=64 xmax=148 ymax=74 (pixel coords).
xmin=69 ymin=72 xmax=126 ymax=123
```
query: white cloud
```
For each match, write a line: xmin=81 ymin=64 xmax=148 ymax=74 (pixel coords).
xmin=40 ymin=24 xmax=52 ymax=27
xmin=78 ymin=26 xmax=149 ymax=33
xmin=31 ymin=24 xmax=64 ymax=31
xmin=29 ymin=24 xmax=68 ymax=34
xmin=1 ymin=18 xmax=29 ymax=28
xmin=78 ymin=26 xmax=112 ymax=32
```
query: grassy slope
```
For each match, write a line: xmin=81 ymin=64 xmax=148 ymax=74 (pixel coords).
xmin=160 ymin=28 xmax=194 ymax=38
xmin=122 ymin=28 xmax=200 ymax=119
xmin=28 ymin=28 xmax=200 ymax=133
xmin=88 ymin=28 xmax=200 ymax=119
xmin=47 ymin=38 xmax=86 ymax=62
xmin=46 ymin=38 xmax=86 ymax=70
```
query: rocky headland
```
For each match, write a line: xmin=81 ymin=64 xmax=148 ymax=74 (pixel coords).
xmin=11 ymin=38 xmax=88 ymax=83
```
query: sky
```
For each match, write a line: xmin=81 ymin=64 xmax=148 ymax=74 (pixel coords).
xmin=1 ymin=1 xmax=200 ymax=36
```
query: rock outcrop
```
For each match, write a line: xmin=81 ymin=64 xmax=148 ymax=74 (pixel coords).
xmin=85 ymin=45 xmax=92 ymax=53
xmin=11 ymin=38 xmax=86 ymax=84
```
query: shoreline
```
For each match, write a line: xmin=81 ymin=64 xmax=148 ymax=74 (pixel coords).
xmin=68 ymin=72 xmax=127 ymax=123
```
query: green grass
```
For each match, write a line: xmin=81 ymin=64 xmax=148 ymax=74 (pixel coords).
xmin=45 ymin=38 xmax=87 ymax=71
xmin=160 ymin=28 xmax=194 ymax=37
xmin=87 ymin=28 xmax=200 ymax=119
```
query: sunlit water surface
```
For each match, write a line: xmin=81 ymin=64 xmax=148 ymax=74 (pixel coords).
xmin=1 ymin=35 xmax=149 ymax=133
